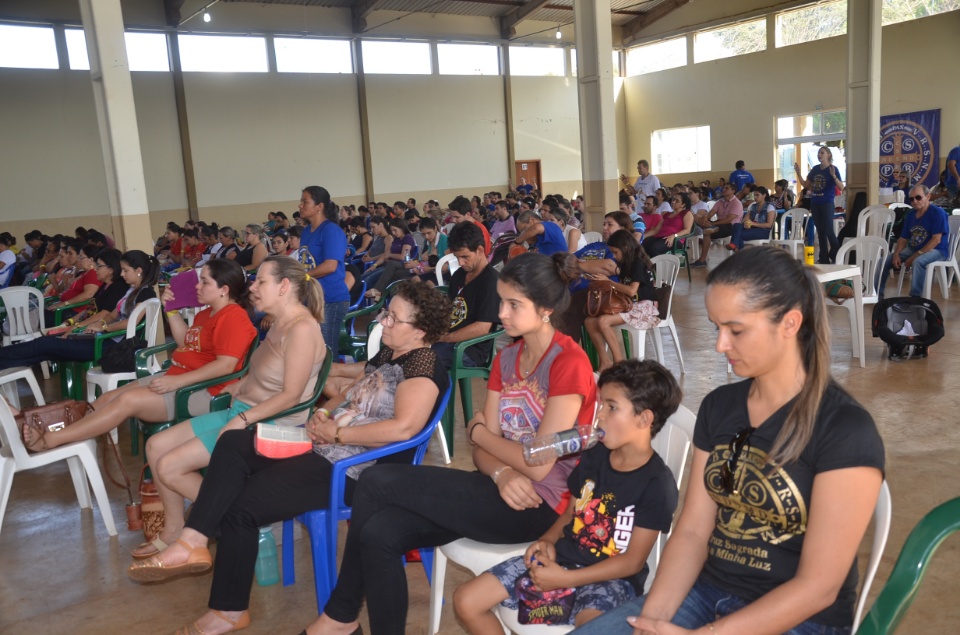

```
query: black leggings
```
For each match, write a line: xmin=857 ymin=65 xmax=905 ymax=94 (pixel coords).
xmin=184 ymin=429 xmax=352 ymax=611
xmin=323 ymin=464 xmax=559 ymax=635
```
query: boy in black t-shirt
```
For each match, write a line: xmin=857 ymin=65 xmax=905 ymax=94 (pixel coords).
xmin=453 ymin=359 xmax=681 ymax=630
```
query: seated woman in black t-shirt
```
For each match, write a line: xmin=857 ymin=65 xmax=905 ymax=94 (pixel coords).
xmin=584 ymin=230 xmax=659 ymax=372
xmin=572 ymin=247 xmax=885 ymax=635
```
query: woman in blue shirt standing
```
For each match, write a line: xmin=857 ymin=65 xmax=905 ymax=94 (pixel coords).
xmin=794 ymin=146 xmax=843 ymax=264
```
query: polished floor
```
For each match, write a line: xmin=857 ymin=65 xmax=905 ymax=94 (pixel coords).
xmin=1 ymin=251 xmax=958 ymax=635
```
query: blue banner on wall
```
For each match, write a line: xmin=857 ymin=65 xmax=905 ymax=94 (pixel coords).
xmin=879 ymin=109 xmax=940 ymax=189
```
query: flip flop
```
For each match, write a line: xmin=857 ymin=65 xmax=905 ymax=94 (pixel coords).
xmin=175 ymin=610 xmax=250 ymax=635
xmin=127 ymin=538 xmax=212 ymax=583
xmin=131 ymin=536 xmax=169 ymax=559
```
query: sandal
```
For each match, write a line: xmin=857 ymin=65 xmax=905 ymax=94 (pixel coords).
xmin=175 ymin=610 xmax=250 ymax=635
xmin=131 ymin=536 xmax=169 ymax=559
xmin=127 ymin=538 xmax=213 ymax=583
xmin=20 ymin=419 xmax=48 ymax=453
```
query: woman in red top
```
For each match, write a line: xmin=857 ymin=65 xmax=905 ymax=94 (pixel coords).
xmin=25 ymin=259 xmax=256 ymax=457
xmin=43 ymin=244 xmax=102 ymax=325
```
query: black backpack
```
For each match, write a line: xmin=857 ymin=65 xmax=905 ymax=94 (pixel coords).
xmin=871 ymin=296 xmax=944 ymax=360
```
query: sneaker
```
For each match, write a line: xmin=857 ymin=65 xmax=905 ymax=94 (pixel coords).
xmin=726 ymin=243 xmax=738 ymax=252
xmin=690 ymin=260 xmax=707 ymax=268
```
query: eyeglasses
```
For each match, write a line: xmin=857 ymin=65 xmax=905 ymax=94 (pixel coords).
xmin=720 ymin=427 xmax=755 ymax=495
xmin=95 ymin=263 xmax=110 ymax=269
xmin=910 ymin=195 xmax=925 ymax=202
xmin=377 ymin=309 xmax=417 ymax=328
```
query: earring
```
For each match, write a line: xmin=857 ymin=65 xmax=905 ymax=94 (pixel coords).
xmin=221 ymin=292 xmax=225 ymax=297
xmin=542 ymin=315 xmax=550 ymax=323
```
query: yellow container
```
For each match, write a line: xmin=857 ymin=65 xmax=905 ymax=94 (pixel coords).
xmin=804 ymin=246 xmax=815 ymax=265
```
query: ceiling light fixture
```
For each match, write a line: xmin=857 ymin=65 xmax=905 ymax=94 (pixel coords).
xmin=555 ymin=27 xmax=562 ymax=39
xmin=203 ymin=11 xmax=212 ymax=22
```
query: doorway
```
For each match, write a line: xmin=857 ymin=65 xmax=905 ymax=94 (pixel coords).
xmin=514 ymin=160 xmax=542 ymax=195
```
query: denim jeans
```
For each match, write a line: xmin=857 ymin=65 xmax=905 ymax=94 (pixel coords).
xmin=877 ymin=246 xmax=944 ymax=297
xmin=0 ymin=334 xmax=114 ymax=371
xmin=570 ymin=580 xmax=852 ymax=635
xmin=731 ymin=225 xmax=771 ymax=249
xmin=809 ymin=202 xmax=840 ymax=263
xmin=323 ymin=299 xmax=350 ymax=360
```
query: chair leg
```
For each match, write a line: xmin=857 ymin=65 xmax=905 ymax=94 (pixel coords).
xmin=129 ymin=418 xmax=139 ymax=455
xmin=24 ymin=370 xmax=45 ymax=406
xmin=300 ymin=512 xmax=335 ymax=613
xmin=428 ymin=547 xmax=448 ymax=635
xmin=652 ymin=327 xmax=666 ymax=365
xmin=419 ymin=547 xmax=434 ymax=586
xmin=39 ymin=361 xmax=50 ymax=380
xmin=282 ymin=519 xmax=296 ymax=586
xmin=78 ymin=446 xmax=118 ymax=536
xmin=0 ymin=460 xmax=14 ymax=540
xmin=459 ymin=377 xmax=474 ymax=424
xmin=667 ymin=320 xmax=684 ymax=374
xmin=0 ymin=382 xmax=19 ymax=410
xmin=434 ymin=425 xmax=451 ymax=465
xmin=66 ymin=455 xmax=93 ymax=509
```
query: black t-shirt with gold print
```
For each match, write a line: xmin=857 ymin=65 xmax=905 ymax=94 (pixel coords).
xmin=693 ymin=379 xmax=884 ymax=627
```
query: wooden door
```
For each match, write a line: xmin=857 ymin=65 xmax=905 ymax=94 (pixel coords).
xmin=515 ymin=160 xmax=542 ymax=194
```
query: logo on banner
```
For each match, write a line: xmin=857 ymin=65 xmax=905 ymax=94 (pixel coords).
xmin=879 ymin=120 xmax=935 ymax=186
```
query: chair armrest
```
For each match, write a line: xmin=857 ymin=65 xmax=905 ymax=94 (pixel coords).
xmin=172 ymin=365 xmax=252 ymax=419
xmin=53 ymin=299 xmax=94 ymax=325
xmin=452 ymin=327 xmax=504 ymax=370
xmin=135 ymin=341 xmax=177 ymax=377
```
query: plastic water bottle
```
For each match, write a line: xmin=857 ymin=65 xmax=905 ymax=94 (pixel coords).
xmin=255 ymin=525 xmax=280 ymax=586
xmin=522 ymin=425 xmax=604 ymax=466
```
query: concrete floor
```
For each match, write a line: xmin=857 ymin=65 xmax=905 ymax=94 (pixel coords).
xmin=1 ymin=253 xmax=958 ymax=635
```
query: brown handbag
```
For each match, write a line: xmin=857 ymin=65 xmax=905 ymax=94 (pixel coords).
xmin=585 ymin=280 xmax=633 ymax=317
xmin=16 ymin=400 xmax=93 ymax=445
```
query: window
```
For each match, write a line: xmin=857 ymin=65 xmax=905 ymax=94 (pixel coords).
xmin=882 ymin=0 xmax=960 ymax=24
xmin=0 ymin=24 xmax=58 ymax=69
xmin=178 ymin=34 xmax=268 ymax=73
xmin=568 ymin=49 xmax=621 ymax=77
xmin=508 ymin=46 xmax=565 ymax=77
xmin=438 ymin=43 xmax=499 ymax=75
xmin=274 ymin=38 xmax=352 ymax=73
xmin=65 ymin=30 xmax=170 ymax=71
xmin=361 ymin=41 xmax=430 ymax=74
xmin=776 ymin=1 xmax=847 ymax=47
xmin=694 ymin=18 xmax=766 ymax=63
xmin=651 ymin=126 xmax=711 ymax=174
xmin=626 ymin=36 xmax=686 ymax=76
xmin=775 ymin=110 xmax=847 ymax=186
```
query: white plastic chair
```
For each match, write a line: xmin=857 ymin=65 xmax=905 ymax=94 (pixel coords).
xmin=0 ymin=367 xmax=46 ymax=411
xmin=0 ymin=395 xmax=117 ymax=539
xmin=428 ymin=406 xmax=697 ymax=635
xmin=858 ymin=206 xmax=895 ymax=240
xmin=435 ymin=253 xmax=461 ymax=286
xmin=581 ymin=231 xmax=603 ymax=245
xmin=769 ymin=208 xmax=811 ymax=259
xmin=84 ymin=298 xmax=163 ymax=403
xmin=830 ymin=238 xmax=888 ymax=359
xmin=614 ymin=254 xmax=684 ymax=374
xmin=0 ymin=287 xmax=51 ymax=379
xmin=853 ymin=480 xmax=892 ymax=630
xmin=896 ymin=216 xmax=960 ymax=299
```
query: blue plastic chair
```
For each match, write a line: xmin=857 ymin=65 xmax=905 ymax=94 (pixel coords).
xmin=281 ymin=384 xmax=452 ymax=612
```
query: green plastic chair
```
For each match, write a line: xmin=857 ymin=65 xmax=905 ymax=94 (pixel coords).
xmin=438 ymin=328 xmax=504 ymax=463
xmin=132 ymin=335 xmax=259 ymax=455
xmin=667 ymin=234 xmax=694 ymax=283
xmin=855 ymin=496 xmax=960 ymax=635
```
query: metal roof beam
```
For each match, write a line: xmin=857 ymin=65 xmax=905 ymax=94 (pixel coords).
xmin=500 ymin=0 xmax=553 ymax=39
xmin=622 ymin=0 xmax=690 ymax=45
xmin=353 ymin=0 xmax=388 ymax=33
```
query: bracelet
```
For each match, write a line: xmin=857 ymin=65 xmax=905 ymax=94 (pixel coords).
xmin=65 ymin=318 xmax=74 ymax=326
xmin=334 ymin=428 xmax=343 ymax=444
xmin=708 ymin=624 xmax=717 ymax=633
xmin=99 ymin=319 xmax=108 ymax=328
xmin=165 ymin=309 xmax=180 ymax=317
xmin=468 ymin=421 xmax=485 ymax=443
xmin=492 ymin=465 xmax=512 ymax=484
xmin=317 ymin=407 xmax=331 ymax=418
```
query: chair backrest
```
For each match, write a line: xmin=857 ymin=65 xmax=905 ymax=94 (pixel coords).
xmin=582 ymin=231 xmax=603 ymax=245
xmin=0 ymin=286 xmax=45 ymax=344
xmin=367 ymin=321 xmax=384 ymax=359
xmin=855 ymin=495 xmax=960 ymax=635
xmin=644 ymin=404 xmax=696 ymax=592
xmin=779 ymin=208 xmax=810 ymax=242
xmin=945 ymin=215 xmax=960 ymax=261
xmin=858 ymin=207 xmax=895 ymax=240
xmin=0 ymin=395 xmax=32 ymax=465
xmin=854 ymin=480 xmax=892 ymax=630
xmin=704 ymin=200 xmax=716 ymax=211
xmin=435 ymin=253 xmax=460 ymax=286
xmin=411 ymin=231 xmax=426 ymax=257
xmin=651 ymin=254 xmax=680 ymax=319
xmin=835 ymin=237 xmax=889 ymax=299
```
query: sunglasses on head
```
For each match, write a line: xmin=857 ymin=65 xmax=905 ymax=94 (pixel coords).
xmin=910 ymin=195 xmax=925 ymax=202
xmin=720 ymin=427 xmax=755 ymax=495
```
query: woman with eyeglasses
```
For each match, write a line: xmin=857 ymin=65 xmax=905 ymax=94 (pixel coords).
xmin=236 ymin=224 xmax=269 ymax=273
xmin=572 ymin=247 xmax=884 ymax=635
xmin=131 ymin=278 xmax=449 ymax=635
xmin=304 ymin=253 xmax=596 ymax=635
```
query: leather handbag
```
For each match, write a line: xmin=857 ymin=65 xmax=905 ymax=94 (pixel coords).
xmin=100 ymin=335 xmax=147 ymax=373
xmin=585 ymin=280 xmax=632 ymax=317
xmin=16 ymin=400 xmax=93 ymax=444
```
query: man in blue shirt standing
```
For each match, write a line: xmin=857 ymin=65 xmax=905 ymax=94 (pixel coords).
xmin=878 ymin=184 xmax=950 ymax=298
xmin=729 ymin=160 xmax=755 ymax=192
xmin=946 ymin=142 xmax=960 ymax=198
xmin=298 ymin=185 xmax=351 ymax=358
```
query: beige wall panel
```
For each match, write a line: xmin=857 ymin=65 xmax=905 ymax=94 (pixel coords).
xmin=0 ymin=69 xmax=111 ymax=220
xmin=365 ymin=74 xmax=507 ymax=196
xmin=511 ymin=76 xmax=583 ymax=193
xmin=182 ymin=72 xmax=366 ymax=207
xmin=131 ymin=73 xmax=188 ymax=215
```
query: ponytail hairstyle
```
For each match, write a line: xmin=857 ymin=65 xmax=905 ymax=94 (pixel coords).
xmin=262 ymin=255 xmax=324 ymax=325
xmin=302 ymin=186 xmax=335 ymax=223
xmin=706 ymin=247 xmax=831 ymax=466
xmin=120 ymin=250 xmax=160 ymax=316
xmin=499 ymin=252 xmax=580 ymax=316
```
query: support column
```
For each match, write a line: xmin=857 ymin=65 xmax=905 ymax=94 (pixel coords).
xmin=78 ymin=0 xmax=153 ymax=252
xmin=573 ymin=0 xmax=619 ymax=232
xmin=845 ymin=0 xmax=881 ymax=207
xmin=502 ymin=42 xmax=516 ymax=184
xmin=353 ymin=39 xmax=375 ymax=202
